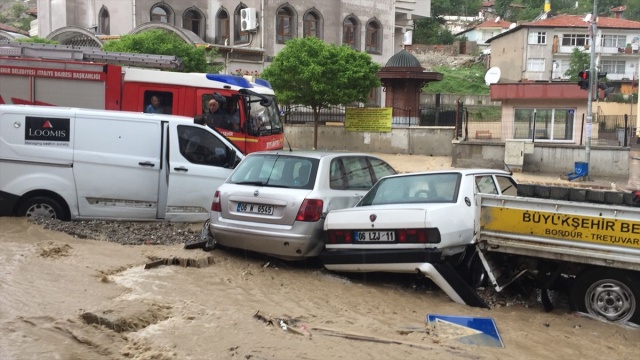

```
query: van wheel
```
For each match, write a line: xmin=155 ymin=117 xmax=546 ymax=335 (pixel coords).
xmin=570 ymin=268 xmax=640 ymax=324
xmin=18 ymin=197 xmax=66 ymax=221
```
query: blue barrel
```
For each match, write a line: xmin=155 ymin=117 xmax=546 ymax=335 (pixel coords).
xmin=575 ymin=162 xmax=589 ymax=176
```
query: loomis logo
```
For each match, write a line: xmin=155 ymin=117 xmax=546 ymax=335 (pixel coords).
xmin=25 ymin=116 xmax=70 ymax=142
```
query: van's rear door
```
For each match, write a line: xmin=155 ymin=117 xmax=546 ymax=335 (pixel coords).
xmin=73 ymin=114 xmax=162 ymax=219
xmin=166 ymin=122 xmax=243 ymax=222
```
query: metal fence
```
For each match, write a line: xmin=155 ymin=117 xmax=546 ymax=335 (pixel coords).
xmin=592 ymin=114 xmax=636 ymax=147
xmin=281 ymin=104 xmax=463 ymax=126
xmin=463 ymin=113 xmax=637 ymax=147
xmin=281 ymin=103 xmax=636 ymax=147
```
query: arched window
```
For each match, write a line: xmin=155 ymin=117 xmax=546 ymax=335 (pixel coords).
xmin=151 ymin=3 xmax=173 ymax=24
xmin=183 ymin=7 xmax=205 ymax=41
xmin=98 ymin=6 xmax=110 ymax=35
xmin=343 ymin=16 xmax=360 ymax=50
xmin=216 ymin=9 xmax=230 ymax=45
xmin=234 ymin=4 xmax=249 ymax=44
xmin=365 ymin=19 xmax=382 ymax=54
xmin=303 ymin=9 xmax=323 ymax=39
xmin=276 ymin=5 xmax=297 ymax=44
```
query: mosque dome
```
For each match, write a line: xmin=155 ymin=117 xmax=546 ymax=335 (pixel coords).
xmin=385 ymin=49 xmax=422 ymax=68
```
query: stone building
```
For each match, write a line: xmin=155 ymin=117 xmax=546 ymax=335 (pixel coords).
xmin=34 ymin=0 xmax=430 ymax=81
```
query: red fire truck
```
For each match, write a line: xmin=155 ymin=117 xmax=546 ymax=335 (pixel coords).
xmin=0 ymin=41 xmax=284 ymax=154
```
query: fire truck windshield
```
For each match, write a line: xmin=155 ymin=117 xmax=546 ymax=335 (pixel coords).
xmin=246 ymin=95 xmax=282 ymax=136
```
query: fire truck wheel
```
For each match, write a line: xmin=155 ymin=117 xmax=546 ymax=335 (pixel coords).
xmin=18 ymin=196 xmax=67 ymax=221
xmin=570 ymin=268 xmax=640 ymax=325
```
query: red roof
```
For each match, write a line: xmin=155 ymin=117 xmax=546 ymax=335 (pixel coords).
xmin=491 ymin=83 xmax=589 ymax=100
xmin=26 ymin=7 xmax=37 ymax=17
xmin=476 ymin=19 xmax=514 ymax=29
xmin=481 ymin=1 xmax=495 ymax=7
xmin=0 ymin=23 xmax=29 ymax=36
xmin=524 ymin=14 xmax=640 ymax=29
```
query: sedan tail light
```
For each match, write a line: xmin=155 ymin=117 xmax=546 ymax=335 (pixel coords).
xmin=397 ymin=228 xmax=441 ymax=243
xmin=295 ymin=199 xmax=323 ymax=222
xmin=211 ymin=190 xmax=221 ymax=212
xmin=327 ymin=230 xmax=353 ymax=244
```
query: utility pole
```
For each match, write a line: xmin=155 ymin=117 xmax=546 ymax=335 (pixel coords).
xmin=585 ymin=0 xmax=598 ymax=180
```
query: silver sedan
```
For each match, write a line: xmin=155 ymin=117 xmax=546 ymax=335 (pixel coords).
xmin=207 ymin=151 xmax=397 ymax=260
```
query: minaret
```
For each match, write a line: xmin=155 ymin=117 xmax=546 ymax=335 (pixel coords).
xmin=544 ymin=0 xmax=551 ymax=12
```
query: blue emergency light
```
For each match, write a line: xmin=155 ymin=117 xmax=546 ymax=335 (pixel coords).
xmin=206 ymin=74 xmax=253 ymax=88
xmin=254 ymin=78 xmax=273 ymax=89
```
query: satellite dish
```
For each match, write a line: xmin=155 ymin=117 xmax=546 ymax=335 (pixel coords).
xmin=495 ymin=16 xmax=501 ymax=22
xmin=508 ymin=23 xmax=517 ymax=29
xmin=485 ymin=67 xmax=501 ymax=85
xmin=583 ymin=14 xmax=592 ymax=22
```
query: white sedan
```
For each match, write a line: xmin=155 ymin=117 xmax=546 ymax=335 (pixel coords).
xmin=320 ymin=169 xmax=518 ymax=306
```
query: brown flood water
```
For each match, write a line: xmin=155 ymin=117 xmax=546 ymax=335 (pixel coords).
xmin=1 ymin=217 xmax=639 ymax=360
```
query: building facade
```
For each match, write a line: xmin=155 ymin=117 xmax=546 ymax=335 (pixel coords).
xmin=34 ymin=0 xmax=430 ymax=76
xmin=487 ymin=14 xmax=640 ymax=83
xmin=486 ymin=14 xmax=640 ymax=145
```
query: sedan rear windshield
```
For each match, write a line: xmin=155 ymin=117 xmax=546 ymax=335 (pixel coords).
xmin=228 ymin=155 xmax=319 ymax=190
xmin=358 ymin=173 xmax=461 ymax=206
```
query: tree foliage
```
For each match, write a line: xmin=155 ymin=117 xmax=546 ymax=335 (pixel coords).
xmin=0 ymin=2 xmax=32 ymax=31
xmin=102 ymin=30 xmax=214 ymax=73
xmin=428 ymin=0 xmax=640 ymax=22
xmin=261 ymin=37 xmax=380 ymax=110
xmin=261 ymin=37 xmax=380 ymax=148
xmin=565 ymin=47 xmax=590 ymax=81
xmin=14 ymin=37 xmax=57 ymax=44
xmin=412 ymin=18 xmax=456 ymax=45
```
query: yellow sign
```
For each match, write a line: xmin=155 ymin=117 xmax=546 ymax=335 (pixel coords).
xmin=345 ymin=108 xmax=392 ymax=132
xmin=481 ymin=207 xmax=640 ymax=249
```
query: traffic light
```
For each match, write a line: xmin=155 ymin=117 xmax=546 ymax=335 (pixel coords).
xmin=578 ymin=70 xmax=590 ymax=90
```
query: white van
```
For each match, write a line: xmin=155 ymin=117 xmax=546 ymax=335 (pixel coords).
xmin=0 ymin=105 xmax=243 ymax=222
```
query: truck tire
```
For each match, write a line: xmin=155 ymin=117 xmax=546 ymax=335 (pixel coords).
xmin=18 ymin=197 xmax=66 ymax=221
xmin=570 ymin=268 xmax=640 ymax=324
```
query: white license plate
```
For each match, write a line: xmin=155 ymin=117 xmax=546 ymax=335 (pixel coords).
xmin=355 ymin=231 xmax=395 ymax=242
xmin=237 ymin=203 xmax=274 ymax=215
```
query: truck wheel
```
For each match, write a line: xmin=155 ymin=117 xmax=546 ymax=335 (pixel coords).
xmin=18 ymin=197 xmax=66 ymax=221
xmin=570 ymin=269 xmax=640 ymax=324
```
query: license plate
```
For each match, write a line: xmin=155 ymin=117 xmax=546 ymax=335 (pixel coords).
xmin=237 ymin=203 xmax=274 ymax=215
xmin=355 ymin=231 xmax=395 ymax=242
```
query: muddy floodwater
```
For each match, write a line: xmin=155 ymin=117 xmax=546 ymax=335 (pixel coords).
xmin=1 ymin=217 xmax=639 ymax=360
xmin=1 ymin=154 xmax=638 ymax=359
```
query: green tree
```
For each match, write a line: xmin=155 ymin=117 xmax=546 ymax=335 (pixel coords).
xmin=14 ymin=37 xmax=58 ymax=44
xmin=565 ymin=47 xmax=590 ymax=81
xmin=261 ymin=37 xmax=381 ymax=149
xmin=101 ymin=30 xmax=215 ymax=73
xmin=625 ymin=0 xmax=640 ymax=21
xmin=413 ymin=18 xmax=455 ymax=45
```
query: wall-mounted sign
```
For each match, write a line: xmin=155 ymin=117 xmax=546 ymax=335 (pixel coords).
xmin=345 ymin=108 xmax=392 ymax=132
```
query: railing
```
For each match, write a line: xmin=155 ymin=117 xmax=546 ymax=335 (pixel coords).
xmin=282 ymin=103 xmax=635 ymax=147
xmin=592 ymin=114 xmax=636 ymax=147
xmin=281 ymin=104 xmax=462 ymax=126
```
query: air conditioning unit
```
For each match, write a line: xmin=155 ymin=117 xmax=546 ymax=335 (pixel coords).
xmin=241 ymin=8 xmax=258 ymax=31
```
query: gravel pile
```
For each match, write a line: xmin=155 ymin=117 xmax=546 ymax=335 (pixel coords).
xmin=31 ymin=218 xmax=202 ymax=246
